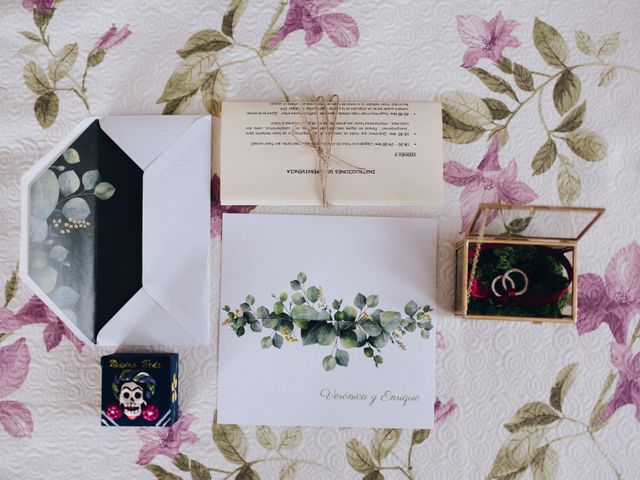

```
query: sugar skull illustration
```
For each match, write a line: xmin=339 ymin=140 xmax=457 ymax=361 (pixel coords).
xmin=108 ymin=369 xmax=158 ymax=421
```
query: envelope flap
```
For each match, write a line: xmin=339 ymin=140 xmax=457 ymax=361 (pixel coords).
xmin=99 ymin=116 xmax=202 ymax=170
xmin=142 ymin=116 xmax=211 ymax=343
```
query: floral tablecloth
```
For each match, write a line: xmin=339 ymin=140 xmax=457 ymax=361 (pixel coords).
xmin=2 ymin=0 xmax=640 ymax=479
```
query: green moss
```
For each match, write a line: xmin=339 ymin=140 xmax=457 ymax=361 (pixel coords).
xmin=468 ymin=244 xmax=570 ymax=319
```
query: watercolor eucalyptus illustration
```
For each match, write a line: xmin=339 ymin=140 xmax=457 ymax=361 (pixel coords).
xmin=29 ymin=147 xmax=115 ymax=324
xmin=223 ymin=272 xmax=433 ymax=371
xmin=157 ymin=0 xmax=360 ymax=115
xmin=19 ymin=1 xmax=131 ymax=127
xmin=445 ymin=13 xmax=640 ymax=205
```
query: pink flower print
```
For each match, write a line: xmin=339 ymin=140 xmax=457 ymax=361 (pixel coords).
xmin=15 ymin=296 xmax=84 ymax=353
xmin=443 ymin=136 xmax=538 ymax=233
xmin=269 ymin=0 xmax=359 ymax=49
xmin=435 ymin=397 xmax=457 ymax=425
xmin=211 ymin=174 xmax=255 ymax=238
xmin=22 ymin=0 xmax=54 ymax=14
xmin=601 ymin=342 xmax=640 ymax=422
xmin=94 ymin=24 xmax=132 ymax=51
xmin=577 ymin=242 xmax=640 ymax=344
xmin=456 ymin=12 xmax=520 ymax=68
xmin=136 ymin=413 xmax=198 ymax=465
xmin=436 ymin=331 xmax=445 ymax=349
xmin=0 ymin=338 xmax=33 ymax=438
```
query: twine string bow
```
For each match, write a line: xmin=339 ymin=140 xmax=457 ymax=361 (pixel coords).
xmin=290 ymin=95 xmax=364 ymax=207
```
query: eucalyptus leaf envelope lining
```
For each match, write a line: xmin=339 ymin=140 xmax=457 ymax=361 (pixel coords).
xmin=20 ymin=116 xmax=211 ymax=345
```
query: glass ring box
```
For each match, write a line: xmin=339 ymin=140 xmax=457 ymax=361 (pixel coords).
xmin=454 ymin=203 xmax=604 ymax=324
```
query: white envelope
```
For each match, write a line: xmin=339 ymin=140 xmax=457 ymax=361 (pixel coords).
xmin=20 ymin=115 xmax=211 ymax=346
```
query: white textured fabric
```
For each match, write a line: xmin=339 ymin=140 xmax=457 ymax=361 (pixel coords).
xmin=1 ymin=0 xmax=640 ymax=479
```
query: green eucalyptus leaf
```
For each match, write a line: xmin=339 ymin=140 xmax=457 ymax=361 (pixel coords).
xmin=95 ymin=182 xmax=115 ymax=200
xmin=49 ymin=245 xmax=68 ymax=262
xmin=531 ymin=138 xmax=557 ymax=175
xmin=245 ymin=294 xmax=255 ymax=305
xmin=420 ymin=329 xmax=430 ymax=339
xmin=31 ymin=169 xmax=59 ymax=219
xmin=343 ymin=306 xmax=357 ymax=321
xmin=369 ymin=332 xmax=389 ymax=349
xmin=176 ymin=29 xmax=231 ymax=58
xmin=81 ymin=169 xmax=100 ymax=190
xmin=272 ymin=333 xmax=284 ymax=349
xmin=30 ymin=264 xmax=57 ymax=293
xmin=364 ymin=347 xmax=374 ymax=358
xmin=411 ymin=429 xmax=431 ymax=445
xmin=553 ymin=70 xmax=581 ymax=115
xmin=301 ymin=322 xmax=322 ymax=346
xmin=279 ymin=292 xmax=288 ymax=302
xmin=322 ymin=355 xmax=337 ymax=371
xmin=256 ymin=306 xmax=269 ymax=319
xmin=273 ymin=302 xmax=284 ymax=315
xmin=332 ymin=298 xmax=342 ymax=310
xmin=404 ymin=301 xmax=418 ymax=316
xmin=58 ymin=171 xmax=80 ymax=197
xmin=291 ymin=304 xmax=318 ymax=321
xmin=565 ymin=129 xmax=607 ymax=161
xmin=261 ymin=336 xmax=272 ymax=348
xmin=354 ymin=293 xmax=366 ymax=310
xmin=366 ymin=295 xmax=379 ymax=308
xmin=317 ymin=323 xmax=337 ymax=346
xmin=306 ymin=286 xmax=320 ymax=303
xmin=296 ymin=272 xmax=307 ymax=284
xmin=373 ymin=355 xmax=383 ymax=365
xmin=317 ymin=310 xmax=331 ymax=321
xmin=533 ymin=17 xmax=569 ymax=68
xmin=335 ymin=349 xmax=349 ymax=367
xmin=290 ymin=280 xmax=301 ymax=290
xmin=360 ymin=320 xmax=382 ymax=337
xmin=262 ymin=316 xmax=279 ymax=329
xmin=29 ymin=249 xmax=47 ymax=268
xmin=380 ymin=311 xmax=401 ymax=333
xmin=62 ymin=197 xmax=90 ymax=220
xmin=250 ymin=322 xmax=262 ymax=332
xmin=62 ymin=148 xmax=80 ymax=165
xmin=339 ymin=330 xmax=358 ymax=348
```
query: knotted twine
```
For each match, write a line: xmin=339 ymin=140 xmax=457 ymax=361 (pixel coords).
xmin=290 ymin=95 xmax=364 ymax=207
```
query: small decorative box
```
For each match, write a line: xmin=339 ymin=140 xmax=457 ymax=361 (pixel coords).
xmin=454 ymin=203 xmax=604 ymax=324
xmin=101 ymin=353 xmax=179 ymax=427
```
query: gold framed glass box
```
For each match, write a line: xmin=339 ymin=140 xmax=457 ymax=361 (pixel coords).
xmin=454 ymin=203 xmax=604 ymax=324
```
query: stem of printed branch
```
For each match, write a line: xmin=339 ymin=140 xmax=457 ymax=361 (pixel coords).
xmin=537 ymin=87 xmax=550 ymax=135
xmin=494 ymin=61 xmax=640 ymax=132
xmin=546 ymin=430 xmax=588 ymax=445
xmin=407 ymin=443 xmax=415 ymax=472
xmin=265 ymin=0 xmax=289 ymax=38
xmin=530 ymin=70 xmax=552 ymax=78
xmin=80 ymin=59 xmax=90 ymax=94
xmin=207 ymin=467 xmax=233 ymax=474
xmin=380 ymin=465 xmax=414 ymax=479
xmin=629 ymin=317 xmax=640 ymax=346
xmin=233 ymin=41 xmax=290 ymax=101
xmin=589 ymin=432 xmax=622 ymax=480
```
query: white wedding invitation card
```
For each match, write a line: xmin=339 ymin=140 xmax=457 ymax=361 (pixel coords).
xmin=218 ymin=213 xmax=438 ymax=428
xmin=219 ymin=101 xmax=443 ymax=206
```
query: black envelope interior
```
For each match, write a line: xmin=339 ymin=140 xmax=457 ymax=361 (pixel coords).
xmin=29 ymin=120 xmax=143 ymax=341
